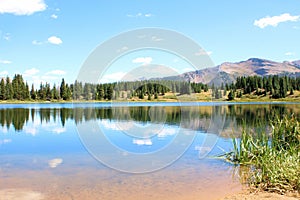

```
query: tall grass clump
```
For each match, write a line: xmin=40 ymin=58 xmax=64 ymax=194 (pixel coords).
xmin=226 ymin=114 xmax=300 ymax=194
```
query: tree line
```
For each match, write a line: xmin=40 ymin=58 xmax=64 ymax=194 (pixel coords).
xmin=1 ymin=104 xmax=297 ymax=132
xmin=0 ymin=74 xmax=207 ymax=101
xmin=224 ymin=75 xmax=300 ymax=100
xmin=0 ymin=74 xmax=300 ymax=101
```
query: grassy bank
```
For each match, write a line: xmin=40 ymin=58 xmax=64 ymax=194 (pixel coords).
xmin=225 ymin=114 xmax=300 ymax=194
xmin=0 ymin=91 xmax=300 ymax=103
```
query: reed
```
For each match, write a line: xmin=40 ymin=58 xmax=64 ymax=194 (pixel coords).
xmin=225 ymin=114 xmax=300 ymax=193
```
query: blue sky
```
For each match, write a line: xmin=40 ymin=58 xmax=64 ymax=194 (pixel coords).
xmin=0 ymin=0 xmax=300 ymax=86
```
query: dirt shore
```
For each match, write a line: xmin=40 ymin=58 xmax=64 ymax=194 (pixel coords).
xmin=222 ymin=190 xmax=299 ymax=200
xmin=1 ymin=188 xmax=299 ymax=200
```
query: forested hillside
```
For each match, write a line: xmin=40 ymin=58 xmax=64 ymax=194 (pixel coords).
xmin=0 ymin=74 xmax=300 ymax=101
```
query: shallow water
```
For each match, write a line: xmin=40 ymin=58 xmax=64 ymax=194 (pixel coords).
xmin=0 ymin=102 xmax=299 ymax=199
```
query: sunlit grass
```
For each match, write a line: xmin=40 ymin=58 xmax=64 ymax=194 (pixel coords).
xmin=225 ymin=114 xmax=300 ymax=194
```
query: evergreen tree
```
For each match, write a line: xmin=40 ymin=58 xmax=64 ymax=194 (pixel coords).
xmin=52 ymin=84 xmax=59 ymax=100
xmin=228 ymin=90 xmax=235 ymax=101
xmin=60 ymin=78 xmax=67 ymax=100
xmin=5 ymin=77 xmax=13 ymax=100
xmin=30 ymin=84 xmax=36 ymax=100
xmin=24 ymin=82 xmax=30 ymax=99
xmin=0 ymin=78 xmax=6 ymax=100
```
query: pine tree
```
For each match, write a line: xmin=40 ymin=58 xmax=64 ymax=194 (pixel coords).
xmin=24 ymin=82 xmax=30 ymax=99
xmin=52 ymin=84 xmax=59 ymax=100
xmin=6 ymin=77 xmax=13 ymax=100
xmin=30 ymin=84 xmax=36 ymax=100
xmin=228 ymin=90 xmax=235 ymax=101
xmin=60 ymin=78 xmax=67 ymax=100
xmin=0 ymin=78 xmax=6 ymax=100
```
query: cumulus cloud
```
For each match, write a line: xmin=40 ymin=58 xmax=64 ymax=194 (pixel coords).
xmin=0 ymin=60 xmax=12 ymax=64
xmin=100 ymin=119 xmax=133 ymax=131
xmin=99 ymin=71 xmax=127 ymax=83
xmin=0 ymin=139 xmax=12 ymax=145
xmin=51 ymin=14 xmax=58 ymax=19
xmin=254 ymin=13 xmax=300 ymax=28
xmin=46 ymin=70 xmax=66 ymax=75
xmin=151 ymin=36 xmax=163 ymax=42
xmin=133 ymin=139 xmax=152 ymax=146
xmin=117 ymin=46 xmax=129 ymax=53
xmin=48 ymin=158 xmax=63 ymax=168
xmin=285 ymin=52 xmax=295 ymax=56
xmin=132 ymin=57 xmax=153 ymax=65
xmin=23 ymin=68 xmax=39 ymax=77
xmin=195 ymin=49 xmax=212 ymax=56
xmin=52 ymin=127 xmax=66 ymax=134
xmin=24 ymin=126 xmax=38 ymax=136
xmin=157 ymin=128 xmax=177 ymax=138
xmin=126 ymin=13 xmax=154 ymax=18
xmin=47 ymin=36 xmax=62 ymax=45
xmin=33 ymin=36 xmax=63 ymax=45
xmin=0 ymin=0 xmax=47 ymax=15
xmin=144 ymin=13 xmax=153 ymax=17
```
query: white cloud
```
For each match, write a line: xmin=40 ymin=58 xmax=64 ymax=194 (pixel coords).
xmin=117 ymin=46 xmax=129 ymax=53
xmin=51 ymin=14 xmax=58 ymax=19
xmin=24 ymin=126 xmax=38 ymax=136
xmin=23 ymin=68 xmax=39 ymax=77
xmin=151 ymin=36 xmax=163 ymax=42
xmin=132 ymin=57 xmax=153 ymax=65
xmin=46 ymin=70 xmax=66 ymax=75
xmin=100 ymin=119 xmax=133 ymax=131
xmin=0 ymin=0 xmax=47 ymax=15
xmin=47 ymin=36 xmax=62 ymax=45
xmin=52 ymin=127 xmax=66 ymax=134
xmin=0 ymin=70 xmax=8 ymax=76
xmin=0 ymin=59 xmax=12 ymax=64
xmin=285 ymin=52 xmax=295 ymax=56
xmin=145 ymin=13 xmax=153 ymax=17
xmin=254 ymin=13 xmax=300 ymax=28
xmin=127 ymin=13 xmax=154 ymax=18
xmin=100 ymin=72 xmax=127 ymax=83
xmin=34 ymin=36 xmax=63 ymax=45
xmin=133 ymin=139 xmax=152 ymax=146
xmin=195 ymin=49 xmax=212 ymax=56
xmin=48 ymin=158 xmax=63 ymax=168
xmin=32 ymin=40 xmax=43 ymax=45
xmin=157 ymin=128 xmax=176 ymax=138
xmin=0 ymin=139 xmax=12 ymax=145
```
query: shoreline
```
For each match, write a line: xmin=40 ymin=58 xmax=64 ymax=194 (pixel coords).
xmin=0 ymin=98 xmax=300 ymax=104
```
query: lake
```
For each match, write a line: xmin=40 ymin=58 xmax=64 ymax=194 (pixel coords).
xmin=0 ymin=102 xmax=299 ymax=200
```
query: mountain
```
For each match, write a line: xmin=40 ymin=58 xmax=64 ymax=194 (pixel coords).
xmin=163 ymin=58 xmax=300 ymax=85
xmin=291 ymin=60 xmax=300 ymax=68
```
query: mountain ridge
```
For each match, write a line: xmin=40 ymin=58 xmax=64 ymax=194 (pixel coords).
xmin=162 ymin=58 xmax=300 ymax=85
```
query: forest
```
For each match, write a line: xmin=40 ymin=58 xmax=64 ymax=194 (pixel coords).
xmin=0 ymin=74 xmax=300 ymax=101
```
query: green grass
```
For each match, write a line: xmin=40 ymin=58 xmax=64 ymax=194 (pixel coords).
xmin=225 ymin=114 xmax=300 ymax=194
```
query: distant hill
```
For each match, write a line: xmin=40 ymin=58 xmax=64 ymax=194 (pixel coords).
xmin=162 ymin=58 xmax=300 ymax=85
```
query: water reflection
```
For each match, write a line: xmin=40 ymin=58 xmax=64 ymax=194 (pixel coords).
xmin=0 ymin=103 xmax=299 ymax=136
xmin=0 ymin=103 xmax=299 ymax=199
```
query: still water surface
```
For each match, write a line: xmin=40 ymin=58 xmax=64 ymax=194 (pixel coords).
xmin=0 ymin=102 xmax=299 ymax=200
